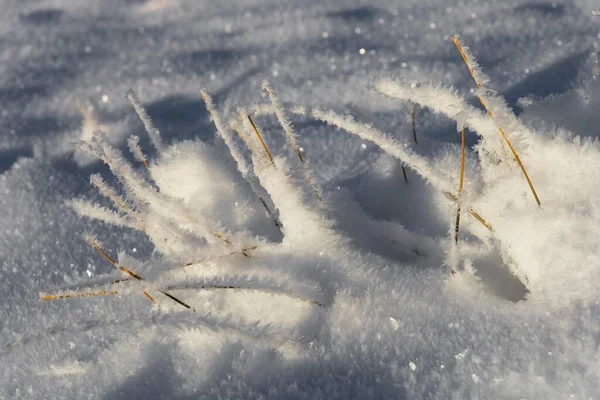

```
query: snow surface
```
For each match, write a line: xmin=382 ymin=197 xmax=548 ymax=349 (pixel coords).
xmin=1 ymin=0 xmax=600 ymax=398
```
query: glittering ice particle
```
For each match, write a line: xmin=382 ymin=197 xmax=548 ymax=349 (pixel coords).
xmin=389 ymin=317 xmax=400 ymax=331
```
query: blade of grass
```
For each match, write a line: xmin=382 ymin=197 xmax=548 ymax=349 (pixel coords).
xmin=41 ymin=290 xmax=121 ymax=301
xmin=411 ymin=103 xmax=418 ymax=144
xmin=88 ymin=238 xmax=157 ymax=305
xmin=247 ymin=115 xmax=274 ymax=164
xmin=452 ymin=35 xmax=541 ymax=207
xmin=127 ymin=135 xmax=150 ymax=169
xmin=89 ymin=237 xmax=195 ymax=310
xmin=263 ymin=81 xmax=322 ymax=200
xmin=444 ymin=191 xmax=494 ymax=232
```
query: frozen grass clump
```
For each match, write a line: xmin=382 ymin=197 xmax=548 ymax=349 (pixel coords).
xmin=50 ymin=38 xmax=600 ymax=319
xmin=369 ymin=37 xmax=600 ymax=303
xmin=32 ymin=35 xmax=600 ymax=398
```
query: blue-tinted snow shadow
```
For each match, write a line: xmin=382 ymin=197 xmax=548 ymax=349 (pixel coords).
xmin=0 ymin=147 xmax=33 ymax=174
xmin=103 ymin=342 xmax=184 ymax=400
xmin=19 ymin=8 xmax=65 ymax=25
xmin=513 ymin=2 xmax=566 ymax=18
xmin=470 ymin=249 xmax=529 ymax=303
xmin=502 ymin=50 xmax=590 ymax=110
xmin=170 ymin=48 xmax=252 ymax=72
xmin=101 ymin=337 xmax=410 ymax=399
xmin=0 ymin=10 xmax=170 ymax=143
xmin=196 ymin=346 xmax=410 ymax=399
xmin=324 ymin=5 xmax=381 ymax=21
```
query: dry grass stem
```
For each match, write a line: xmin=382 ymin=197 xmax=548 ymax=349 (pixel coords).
xmin=454 ymin=129 xmax=465 ymax=244
xmin=230 ymin=122 xmax=282 ymax=227
xmin=444 ymin=191 xmax=494 ymax=232
xmin=88 ymin=238 xmax=157 ymax=304
xmin=452 ymin=35 xmax=541 ymax=207
xmin=247 ymin=115 xmax=274 ymax=164
xmin=41 ymin=290 xmax=121 ymax=301
xmin=411 ymin=103 xmax=418 ymax=144
xmin=42 ymin=280 xmax=324 ymax=308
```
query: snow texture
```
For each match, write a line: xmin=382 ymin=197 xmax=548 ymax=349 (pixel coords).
xmin=1 ymin=0 xmax=600 ymax=399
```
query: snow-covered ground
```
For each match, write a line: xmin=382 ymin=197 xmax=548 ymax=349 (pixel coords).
xmin=1 ymin=0 xmax=600 ymax=398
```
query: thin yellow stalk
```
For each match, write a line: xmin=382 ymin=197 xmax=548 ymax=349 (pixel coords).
xmin=164 ymin=284 xmax=325 ymax=307
xmin=454 ymin=129 xmax=465 ymax=244
xmin=452 ymin=36 xmax=541 ymax=207
xmin=247 ymin=115 xmax=274 ymax=164
xmin=178 ymin=246 xmax=260 ymax=270
xmin=43 ymin=284 xmax=324 ymax=308
xmin=230 ymin=122 xmax=282 ymax=228
xmin=41 ymin=290 xmax=120 ymax=301
xmin=116 ymin=264 xmax=193 ymax=310
xmin=89 ymin=238 xmax=195 ymax=310
xmin=211 ymin=232 xmax=232 ymax=245
xmin=88 ymin=239 xmax=156 ymax=304
xmin=444 ymin=192 xmax=494 ymax=232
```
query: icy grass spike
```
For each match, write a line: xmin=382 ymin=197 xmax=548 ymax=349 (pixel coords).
xmin=127 ymin=135 xmax=149 ymax=168
xmin=452 ymin=35 xmax=541 ymax=207
xmin=203 ymin=92 xmax=281 ymax=228
xmin=90 ymin=174 xmax=135 ymax=216
xmin=454 ymin=129 xmax=466 ymax=244
xmin=262 ymin=81 xmax=322 ymax=201
xmin=231 ymin=122 xmax=254 ymax=150
xmin=126 ymin=89 xmax=165 ymax=153
xmin=201 ymin=91 xmax=250 ymax=177
xmin=262 ymin=81 xmax=302 ymax=161
xmin=68 ymin=199 xmax=134 ymax=229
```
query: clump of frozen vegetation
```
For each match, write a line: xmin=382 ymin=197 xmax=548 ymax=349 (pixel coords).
xmin=35 ymin=36 xmax=600 ymax=398
xmin=368 ymin=37 xmax=600 ymax=304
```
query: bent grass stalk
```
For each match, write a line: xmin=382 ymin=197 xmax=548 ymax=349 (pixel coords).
xmin=452 ymin=35 xmax=541 ymax=207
